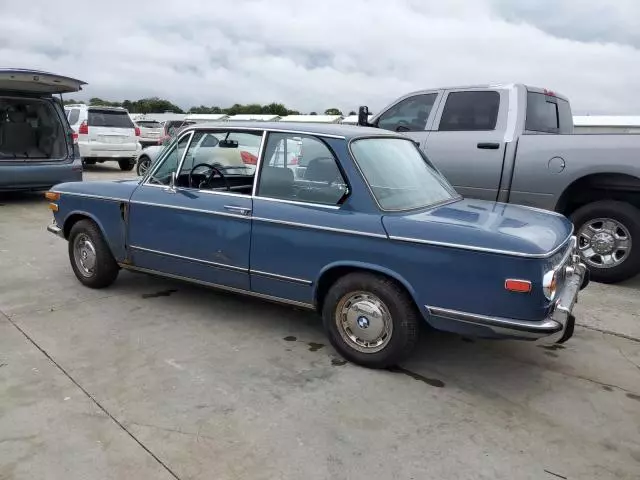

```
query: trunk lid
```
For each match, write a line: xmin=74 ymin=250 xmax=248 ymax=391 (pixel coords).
xmin=382 ymin=198 xmax=573 ymax=257
xmin=0 ymin=69 xmax=86 ymax=94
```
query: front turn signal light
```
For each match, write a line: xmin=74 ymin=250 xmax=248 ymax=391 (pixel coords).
xmin=48 ymin=203 xmax=58 ymax=212
xmin=505 ymin=279 xmax=532 ymax=293
xmin=45 ymin=191 xmax=60 ymax=201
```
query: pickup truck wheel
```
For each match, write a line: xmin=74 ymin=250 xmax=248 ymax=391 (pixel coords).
xmin=68 ymin=219 xmax=119 ymax=288
xmin=322 ymin=272 xmax=419 ymax=369
xmin=136 ymin=156 xmax=151 ymax=176
xmin=118 ymin=159 xmax=135 ymax=171
xmin=571 ymin=200 xmax=640 ymax=283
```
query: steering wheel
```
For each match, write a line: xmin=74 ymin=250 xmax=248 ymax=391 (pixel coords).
xmin=188 ymin=163 xmax=230 ymax=190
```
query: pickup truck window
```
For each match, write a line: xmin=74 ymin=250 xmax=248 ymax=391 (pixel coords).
xmin=351 ymin=137 xmax=457 ymax=211
xmin=525 ymin=92 xmax=573 ymax=134
xmin=438 ymin=91 xmax=499 ymax=131
xmin=377 ymin=94 xmax=437 ymax=132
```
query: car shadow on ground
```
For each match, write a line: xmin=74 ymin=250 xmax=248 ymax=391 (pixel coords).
xmin=0 ymin=191 xmax=48 ymax=206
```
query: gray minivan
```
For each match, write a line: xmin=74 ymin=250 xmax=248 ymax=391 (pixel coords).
xmin=0 ymin=69 xmax=85 ymax=191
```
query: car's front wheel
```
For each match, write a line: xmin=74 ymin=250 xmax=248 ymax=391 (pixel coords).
xmin=322 ymin=272 xmax=419 ymax=369
xmin=118 ymin=159 xmax=135 ymax=171
xmin=136 ymin=156 xmax=152 ymax=176
xmin=68 ymin=219 xmax=119 ymax=288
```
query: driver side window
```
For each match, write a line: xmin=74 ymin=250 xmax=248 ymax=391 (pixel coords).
xmin=148 ymin=133 xmax=191 ymax=185
xmin=376 ymin=93 xmax=438 ymax=132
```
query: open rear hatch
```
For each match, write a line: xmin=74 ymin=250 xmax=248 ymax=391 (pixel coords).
xmin=0 ymin=69 xmax=86 ymax=94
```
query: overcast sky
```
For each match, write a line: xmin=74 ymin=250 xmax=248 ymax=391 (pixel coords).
xmin=1 ymin=0 xmax=638 ymax=114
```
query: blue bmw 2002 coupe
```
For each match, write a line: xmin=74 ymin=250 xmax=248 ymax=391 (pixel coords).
xmin=45 ymin=122 xmax=589 ymax=368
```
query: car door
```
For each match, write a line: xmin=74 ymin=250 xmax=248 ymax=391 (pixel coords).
xmin=371 ymin=91 xmax=442 ymax=148
xmin=249 ymin=132 xmax=388 ymax=305
xmin=423 ymin=89 xmax=507 ymax=201
xmin=127 ymin=128 xmax=261 ymax=290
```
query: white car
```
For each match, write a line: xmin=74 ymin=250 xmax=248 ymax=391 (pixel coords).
xmin=65 ymin=104 xmax=141 ymax=171
xmin=134 ymin=119 xmax=164 ymax=148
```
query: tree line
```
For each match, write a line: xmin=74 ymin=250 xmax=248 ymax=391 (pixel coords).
xmin=62 ymin=97 xmax=356 ymax=116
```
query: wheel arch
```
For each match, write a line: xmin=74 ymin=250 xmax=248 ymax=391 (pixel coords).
xmin=313 ymin=261 xmax=420 ymax=314
xmin=555 ymin=172 xmax=640 ymax=216
xmin=62 ymin=210 xmax=109 ymax=241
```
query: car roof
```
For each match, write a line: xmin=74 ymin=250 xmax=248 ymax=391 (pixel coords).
xmin=188 ymin=121 xmax=401 ymax=139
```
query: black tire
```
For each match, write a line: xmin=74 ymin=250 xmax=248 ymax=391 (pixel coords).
xmin=82 ymin=159 xmax=96 ymax=165
xmin=68 ymin=219 xmax=119 ymax=288
xmin=136 ymin=156 xmax=151 ymax=176
xmin=322 ymin=272 xmax=419 ymax=369
xmin=570 ymin=200 xmax=640 ymax=283
xmin=118 ymin=159 xmax=135 ymax=171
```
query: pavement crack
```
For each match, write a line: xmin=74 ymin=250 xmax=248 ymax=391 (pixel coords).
xmin=126 ymin=421 xmax=218 ymax=443
xmin=0 ymin=310 xmax=182 ymax=480
xmin=576 ymin=323 xmax=640 ymax=343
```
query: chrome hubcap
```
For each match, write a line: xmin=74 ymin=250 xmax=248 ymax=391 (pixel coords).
xmin=139 ymin=159 xmax=150 ymax=175
xmin=73 ymin=234 xmax=97 ymax=277
xmin=577 ymin=218 xmax=631 ymax=268
xmin=336 ymin=292 xmax=392 ymax=353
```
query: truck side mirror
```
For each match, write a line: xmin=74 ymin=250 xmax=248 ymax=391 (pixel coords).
xmin=358 ymin=106 xmax=371 ymax=127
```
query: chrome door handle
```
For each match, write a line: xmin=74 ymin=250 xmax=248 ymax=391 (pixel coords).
xmin=223 ymin=205 xmax=252 ymax=215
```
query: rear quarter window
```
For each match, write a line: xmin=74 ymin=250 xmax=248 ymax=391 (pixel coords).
xmin=67 ymin=108 xmax=80 ymax=125
xmin=525 ymin=92 xmax=573 ymax=134
xmin=88 ymin=110 xmax=134 ymax=128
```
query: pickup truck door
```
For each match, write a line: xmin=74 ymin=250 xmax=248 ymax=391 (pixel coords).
xmin=371 ymin=91 xmax=443 ymax=148
xmin=423 ymin=89 xmax=508 ymax=202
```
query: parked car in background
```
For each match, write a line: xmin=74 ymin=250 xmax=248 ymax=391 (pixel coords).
xmin=45 ymin=122 xmax=588 ymax=368
xmin=135 ymin=120 xmax=196 ymax=175
xmin=65 ymin=104 xmax=141 ymax=171
xmin=134 ymin=118 xmax=164 ymax=148
xmin=0 ymin=68 xmax=83 ymax=192
xmin=359 ymin=83 xmax=640 ymax=283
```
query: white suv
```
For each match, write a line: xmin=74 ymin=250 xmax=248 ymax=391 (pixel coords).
xmin=65 ymin=104 xmax=141 ymax=171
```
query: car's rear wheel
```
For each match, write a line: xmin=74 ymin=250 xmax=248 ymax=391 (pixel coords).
xmin=118 ymin=159 xmax=135 ymax=171
xmin=68 ymin=219 xmax=119 ymax=288
xmin=322 ymin=272 xmax=419 ymax=369
xmin=136 ymin=156 xmax=152 ymax=176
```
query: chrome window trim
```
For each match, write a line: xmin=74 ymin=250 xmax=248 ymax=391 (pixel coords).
xmin=390 ymin=227 xmax=574 ymax=259
xmin=50 ymin=191 xmax=124 ymax=202
xmin=187 ymin=124 xmax=345 ymax=140
xmin=119 ymin=263 xmax=314 ymax=309
xmin=143 ymin=130 xmax=194 ymax=186
xmin=175 ymin=130 xmax=197 ymax=177
xmin=252 ymin=131 xmax=269 ymax=197
xmin=253 ymin=196 xmax=341 ymax=210
xmin=250 ymin=269 xmax=312 ymax=285
xmin=252 ymin=216 xmax=388 ymax=239
xmin=347 ymin=135 xmax=462 ymax=213
xmin=130 ymin=245 xmax=247 ymax=272
xmin=130 ymin=200 xmax=249 ymax=220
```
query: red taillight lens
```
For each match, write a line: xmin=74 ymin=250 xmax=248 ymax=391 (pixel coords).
xmin=78 ymin=121 xmax=88 ymax=135
xmin=241 ymin=151 xmax=258 ymax=165
xmin=134 ymin=126 xmax=141 ymax=136
xmin=72 ymin=132 xmax=78 ymax=144
xmin=505 ymin=279 xmax=532 ymax=293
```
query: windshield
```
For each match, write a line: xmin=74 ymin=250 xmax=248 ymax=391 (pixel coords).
xmin=350 ymin=137 xmax=458 ymax=211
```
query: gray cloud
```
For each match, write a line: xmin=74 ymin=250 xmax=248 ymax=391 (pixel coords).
xmin=0 ymin=0 xmax=638 ymax=114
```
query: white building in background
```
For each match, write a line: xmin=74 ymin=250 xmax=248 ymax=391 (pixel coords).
xmin=281 ymin=115 xmax=343 ymax=123
xmin=573 ymin=116 xmax=640 ymax=134
xmin=341 ymin=114 xmax=372 ymax=125
xmin=185 ymin=113 xmax=229 ymax=123
xmin=227 ymin=114 xmax=281 ymax=122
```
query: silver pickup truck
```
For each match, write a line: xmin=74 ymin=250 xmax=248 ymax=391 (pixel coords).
xmin=358 ymin=84 xmax=640 ymax=283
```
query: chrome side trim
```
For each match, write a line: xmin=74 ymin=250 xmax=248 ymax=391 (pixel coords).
xmin=426 ymin=305 xmax=562 ymax=336
xmin=130 ymin=200 xmax=249 ymax=220
xmin=50 ymin=191 xmax=125 ymax=202
xmin=129 ymin=245 xmax=247 ymax=272
xmin=390 ymin=230 xmax=574 ymax=259
xmin=253 ymin=195 xmax=341 ymax=210
xmin=252 ymin=216 xmax=388 ymax=239
xmin=516 ymin=203 xmax=567 ymax=218
xmin=119 ymin=263 xmax=315 ymax=309
xmin=250 ymin=269 xmax=312 ymax=285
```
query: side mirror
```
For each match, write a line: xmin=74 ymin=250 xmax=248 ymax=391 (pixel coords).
xmin=358 ymin=106 xmax=371 ymax=127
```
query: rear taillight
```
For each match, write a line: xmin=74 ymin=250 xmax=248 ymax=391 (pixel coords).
xmin=78 ymin=121 xmax=88 ymax=135
xmin=290 ymin=156 xmax=299 ymax=165
xmin=134 ymin=127 xmax=141 ymax=136
xmin=241 ymin=151 xmax=258 ymax=165
xmin=72 ymin=132 xmax=78 ymax=144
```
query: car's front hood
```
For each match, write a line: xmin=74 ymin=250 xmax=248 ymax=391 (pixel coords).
xmin=382 ymin=198 xmax=573 ymax=257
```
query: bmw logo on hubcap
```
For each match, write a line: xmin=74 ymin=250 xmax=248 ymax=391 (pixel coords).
xmin=357 ymin=316 xmax=370 ymax=329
